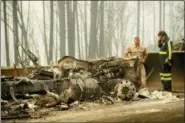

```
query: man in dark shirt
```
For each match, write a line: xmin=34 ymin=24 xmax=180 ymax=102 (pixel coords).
xmin=157 ymin=31 xmax=173 ymax=92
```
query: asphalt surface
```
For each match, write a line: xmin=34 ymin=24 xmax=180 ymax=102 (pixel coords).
xmin=5 ymin=98 xmax=184 ymax=123
xmin=93 ymin=99 xmax=184 ymax=123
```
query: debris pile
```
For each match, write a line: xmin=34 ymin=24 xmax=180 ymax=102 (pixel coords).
xmin=2 ymin=56 xmax=142 ymax=119
xmin=149 ymin=91 xmax=179 ymax=101
xmin=1 ymin=55 xmax=181 ymax=120
xmin=137 ymin=89 xmax=180 ymax=101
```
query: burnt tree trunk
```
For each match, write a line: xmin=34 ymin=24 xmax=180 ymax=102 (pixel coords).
xmin=153 ymin=1 xmax=157 ymax=50
xmin=137 ymin=1 xmax=140 ymax=36
xmin=24 ymin=0 xmax=30 ymax=56
xmin=58 ymin=1 xmax=66 ymax=58
xmin=73 ymin=1 xmax=77 ymax=57
xmin=99 ymin=1 xmax=104 ymax=57
xmin=84 ymin=2 xmax=88 ymax=58
xmin=13 ymin=1 xmax=19 ymax=65
xmin=67 ymin=1 xmax=75 ymax=57
xmin=163 ymin=1 xmax=165 ymax=30
xmin=17 ymin=2 xmax=30 ymax=62
xmin=107 ymin=1 xmax=114 ymax=56
xmin=3 ymin=0 xmax=10 ymax=66
xmin=159 ymin=0 xmax=162 ymax=30
xmin=49 ymin=1 xmax=54 ymax=62
xmin=20 ymin=1 xmax=23 ymax=59
xmin=43 ymin=0 xmax=49 ymax=64
xmin=89 ymin=1 xmax=98 ymax=58
xmin=75 ymin=2 xmax=81 ymax=58
xmin=142 ymin=1 xmax=144 ymax=45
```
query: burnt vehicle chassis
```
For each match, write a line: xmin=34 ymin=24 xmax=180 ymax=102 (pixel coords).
xmin=1 ymin=57 xmax=139 ymax=102
xmin=1 ymin=46 xmax=142 ymax=119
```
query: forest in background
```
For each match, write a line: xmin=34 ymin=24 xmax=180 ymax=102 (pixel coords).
xmin=1 ymin=1 xmax=184 ymax=67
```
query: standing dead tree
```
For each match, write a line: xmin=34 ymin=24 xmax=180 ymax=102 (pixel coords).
xmin=99 ymin=1 xmax=105 ymax=57
xmin=58 ymin=1 xmax=66 ymax=58
xmin=3 ymin=0 xmax=10 ymax=66
xmin=89 ymin=1 xmax=98 ymax=58
xmin=49 ymin=1 xmax=54 ymax=62
xmin=67 ymin=1 xmax=75 ymax=57
xmin=84 ymin=2 xmax=88 ymax=58
xmin=75 ymin=2 xmax=81 ymax=59
xmin=159 ymin=0 xmax=162 ymax=30
xmin=137 ymin=1 xmax=140 ymax=36
xmin=163 ymin=1 xmax=165 ymax=30
xmin=17 ymin=2 xmax=30 ymax=63
xmin=106 ymin=1 xmax=114 ymax=56
xmin=43 ymin=0 xmax=49 ymax=64
xmin=12 ymin=1 xmax=19 ymax=65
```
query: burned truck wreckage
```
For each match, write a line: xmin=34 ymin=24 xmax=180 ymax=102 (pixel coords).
xmin=1 ymin=47 xmax=147 ymax=119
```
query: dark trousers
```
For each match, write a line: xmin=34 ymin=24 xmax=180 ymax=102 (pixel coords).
xmin=160 ymin=63 xmax=172 ymax=91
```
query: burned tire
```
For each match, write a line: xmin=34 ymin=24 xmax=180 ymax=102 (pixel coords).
xmin=100 ymin=79 xmax=136 ymax=101
xmin=115 ymin=79 xmax=136 ymax=101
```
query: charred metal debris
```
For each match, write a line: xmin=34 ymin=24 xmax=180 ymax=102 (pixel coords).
xmin=2 ymin=49 xmax=144 ymax=119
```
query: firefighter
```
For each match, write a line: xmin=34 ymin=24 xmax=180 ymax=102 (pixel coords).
xmin=157 ymin=31 xmax=173 ymax=92
xmin=124 ymin=36 xmax=148 ymax=90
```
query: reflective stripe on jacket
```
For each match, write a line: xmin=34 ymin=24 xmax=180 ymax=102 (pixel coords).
xmin=158 ymin=40 xmax=173 ymax=66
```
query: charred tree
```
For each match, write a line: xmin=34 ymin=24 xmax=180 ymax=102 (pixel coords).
xmin=159 ymin=0 xmax=162 ymax=30
xmin=107 ymin=1 xmax=114 ymax=56
xmin=12 ymin=0 xmax=19 ymax=65
xmin=55 ymin=5 xmax=59 ymax=62
xmin=73 ymin=1 xmax=77 ymax=57
xmin=137 ymin=1 xmax=140 ymax=36
xmin=142 ymin=1 xmax=144 ymax=45
xmin=58 ymin=1 xmax=66 ymax=58
xmin=153 ymin=1 xmax=156 ymax=50
xmin=75 ymin=2 xmax=81 ymax=59
xmin=67 ymin=1 xmax=75 ymax=57
xmin=84 ymin=2 xmax=88 ymax=58
xmin=24 ymin=0 xmax=29 ymax=53
xmin=20 ymin=1 xmax=23 ymax=58
xmin=99 ymin=1 xmax=104 ymax=57
xmin=89 ymin=1 xmax=98 ymax=58
xmin=17 ymin=2 xmax=30 ymax=62
xmin=163 ymin=1 xmax=165 ymax=30
xmin=119 ymin=2 xmax=128 ymax=55
xmin=55 ymin=23 xmax=59 ymax=62
xmin=49 ymin=1 xmax=54 ymax=62
xmin=3 ymin=0 xmax=10 ymax=66
xmin=43 ymin=1 xmax=49 ymax=64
